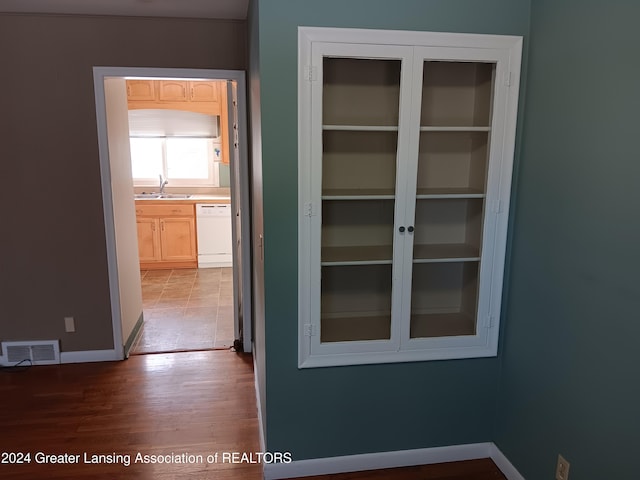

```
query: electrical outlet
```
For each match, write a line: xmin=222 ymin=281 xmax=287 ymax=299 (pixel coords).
xmin=555 ymin=454 xmax=570 ymax=480
xmin=64 ymin=316 xmax=75 ymax=333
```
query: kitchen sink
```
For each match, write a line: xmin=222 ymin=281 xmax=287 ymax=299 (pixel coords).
xmin=134 ymin=193 xmax=192 ymax=199
xmin=134 ymin=193 xmax=161 ymax=199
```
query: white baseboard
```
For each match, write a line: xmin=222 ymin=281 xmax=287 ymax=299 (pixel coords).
xmin=252 ymin=342 xmax=266 ymax=453
xmin=264 ymin=442 xmax=492 ymax=480
xmin=263 ymin=442 xmax=524 ymax=480
xmin=60 ymin=349 xmax=121 ymax=364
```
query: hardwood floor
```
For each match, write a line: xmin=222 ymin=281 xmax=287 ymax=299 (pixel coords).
xmin=0 ymin=351 xmax=506 ymax=480
xmin=0 ymin=350 xmax=262 ymax=479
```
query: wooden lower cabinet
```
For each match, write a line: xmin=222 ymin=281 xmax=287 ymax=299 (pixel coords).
xmin=159 ymin=217 xmax=196 ymax=262
xmin=135 ymin=203 xmax=197 ymax=270
xmin=136 ymin=217 xmax=161 ymax=263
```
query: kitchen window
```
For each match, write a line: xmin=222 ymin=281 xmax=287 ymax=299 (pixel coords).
xmin=130 ymin=136 xmax=219 ymax=187
xmin=128 ymin=109 xmax=221 ymax=187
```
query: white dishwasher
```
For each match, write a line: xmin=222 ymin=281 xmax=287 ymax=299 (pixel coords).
xmin=196 ymin=204 xmax=233 ymax=268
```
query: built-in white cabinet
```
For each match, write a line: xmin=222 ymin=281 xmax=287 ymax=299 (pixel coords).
xmin=298 ymin=27 xmax=522 ymax=368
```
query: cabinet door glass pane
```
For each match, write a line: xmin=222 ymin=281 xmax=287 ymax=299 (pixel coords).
xmin=321 ymin=200 xmax=394 ymax=264
xmin=412 ymin=198 xmax=484 ymax=261
xmin=420 ymin=61 xmax=494 ymax=127
xmin=319 ymin=55 xmax=402 ymax=344
xmin=410 ymin=262 xmax=478 ymax=338
xmin=323 ymin=131 xmax=397 ymax=197
xmin=323 ymin=57 xmax=401 ymax=126
xmin=407 ymin=60 xmax=493 ymax=339
xmin=321 ymin=265 xmax=392 ymax=342
xmin=410 ymin=198 xmax=482 ymax=337
xmin=416 ymin=131 xmax=489 ymax=196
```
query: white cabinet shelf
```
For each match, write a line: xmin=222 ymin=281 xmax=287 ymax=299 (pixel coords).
xmin=416 ymin=187 xmax=485 ymax=198
xmin=299 ymin=27 xmax=522 ymax=368
xmin=419 ymin=126 xmax=491 ymax=132
xmin=323 ymin=125 xmax=400 ymax=131
xmin=321 ymin=189 xmax=398 ymax=199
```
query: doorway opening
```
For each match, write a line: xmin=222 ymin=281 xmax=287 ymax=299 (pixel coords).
xmin=93 ymin=67 xmax=251 ymax=360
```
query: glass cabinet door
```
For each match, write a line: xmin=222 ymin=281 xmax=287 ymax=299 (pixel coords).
xmin=319 ymin=56 xmax=401 ymax=344
xmin=409 ymin=60 xmax=495 ymax=339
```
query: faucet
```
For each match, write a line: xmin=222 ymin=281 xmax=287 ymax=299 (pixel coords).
xmin=159 ymin=174 xmax=168 ymax=194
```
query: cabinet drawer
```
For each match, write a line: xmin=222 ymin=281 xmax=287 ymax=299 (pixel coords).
xmin=135 ymin=204 xmax=194 ymax=217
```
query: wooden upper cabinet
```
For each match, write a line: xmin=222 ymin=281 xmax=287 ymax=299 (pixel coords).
xmin=158 ymin=80 xmax=219 ymax=104
xmin=159 ymin=80 xmax=189 ymax=102
xmin=126 ymin=80 xmax=224 ymax=116
xmin=127 ymin=80 xmax=156 ymax=101
xmin=190 ymin=81 xmax=220 ymax=103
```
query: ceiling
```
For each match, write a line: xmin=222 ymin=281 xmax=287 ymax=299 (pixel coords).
xmin=0 ymin=0 xmax=249 ymax=20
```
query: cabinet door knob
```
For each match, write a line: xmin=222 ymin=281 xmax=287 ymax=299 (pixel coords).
xmin=408 ymin=226 xmax=414 ymax=233
xmin=399 ymin=226 xmax=405 ymax=233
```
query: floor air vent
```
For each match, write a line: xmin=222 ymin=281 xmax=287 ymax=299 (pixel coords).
xmin=1 ymin=340 xmax=60 ymax=366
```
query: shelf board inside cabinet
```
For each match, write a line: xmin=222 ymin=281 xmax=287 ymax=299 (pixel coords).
xmin=419 ymin=126 xmax=491 ymax=132
xmin=416 ymin=187 xmax=485 ymax=199
xmin=322 ymin=188 xmax=396 ymax=199
xmin=323 ymin=125 xmax=400 ymax=132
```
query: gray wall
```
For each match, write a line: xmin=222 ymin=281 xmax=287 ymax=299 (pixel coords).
xmin=494 ymin=0 xmax=640 ymax=478
xmin=253 ymin=0 xmax=530 ymax=460
xmin=0 ymin=13 xmax=246 ymax=352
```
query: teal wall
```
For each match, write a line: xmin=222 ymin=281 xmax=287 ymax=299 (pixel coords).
xmin=254 ymin=0 xmax=530 ymax=460
xmin=248 ymin=0 xmax=268 ymax=443
xmin=494 ymin=1 xmax=640 ymax=478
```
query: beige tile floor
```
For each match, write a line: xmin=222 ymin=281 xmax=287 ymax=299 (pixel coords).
xmin=131 ymin=267 xmax=235 ymax=354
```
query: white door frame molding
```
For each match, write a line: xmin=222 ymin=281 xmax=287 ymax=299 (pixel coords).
xmin=93 ymin=66 xmax=252 ymax=359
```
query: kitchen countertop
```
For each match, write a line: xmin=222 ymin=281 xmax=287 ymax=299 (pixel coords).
xmin=135 ymin=195 xmax=231 ymax=205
